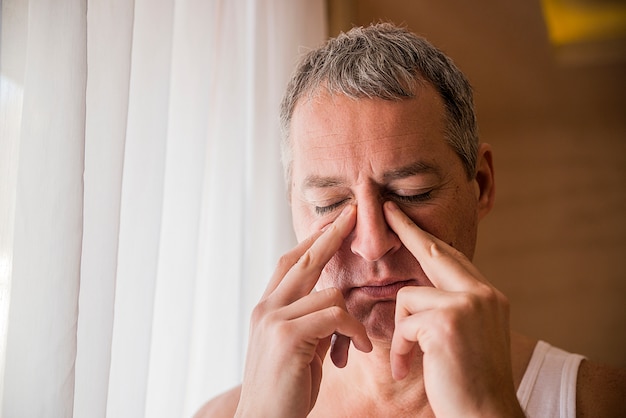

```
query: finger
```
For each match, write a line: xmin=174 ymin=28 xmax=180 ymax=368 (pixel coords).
xmin=273 ymin=204 xmax=356 ymax=305
xmin=330 ymin=333 xmax=351 ymax=368
xmin=279 ymin=287 xmax=346 ymax=321
xmin=263 ymin=203 xmax=354 ymax=299
xmin=262 ymin=229 xmax=324 ymax=299
xmin=390 ymin=344 xmax=419 ymax=381
xmin=390 ymin=310 xmax=433 ymax=380
xmin=391 ymin=287 xmax=443 ymax=380
xmin=290 ymin=304 xmax=372 ymax=354
xmin=277 ymin=287 xmax=365 ymax=368
xmin=394 ymin=285 xmax=461 ymax=319
xmin=383 ymin=201 xmax=486 ymax=291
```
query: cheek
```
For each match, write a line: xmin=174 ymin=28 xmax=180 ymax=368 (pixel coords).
xmin=316 ymin=245 xmax=353 ymax=290
xmin=320 ymin=245 xmax=348 ymax=276
xmin=291 ymin=219 xmax=307 ymax=242
xmin=291 ymin=204 xmax=342 ymax=242
xmin=291 ymin=204 xmax=315 ymax=241
xmin=404 ymin=203 xmax=478 ymax=256
xmin=402 ymin=204 xmax=447 ymax=234
xmin=316 ymin=257 xmax=340 ymax=290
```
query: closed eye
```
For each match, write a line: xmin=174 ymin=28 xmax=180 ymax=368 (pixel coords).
xmin=390 ymin=191 xmax=432 ymax=204
xmin=315 ymin=192 xmax=431 ymax=215
xmin=315 ymin=199 xmax=349 ymax=215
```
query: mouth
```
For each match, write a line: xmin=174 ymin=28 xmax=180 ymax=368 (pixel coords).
xmin=349 ymin=279 xmax=417 ymax=300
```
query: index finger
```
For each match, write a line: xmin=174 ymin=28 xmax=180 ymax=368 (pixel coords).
xmin=262 ymin=229 xmax=324 ymax=299
xmin=272 ymin=204 xmax=357 ymax=305
xmin=383 ymin=201 xmax=486 ymax=291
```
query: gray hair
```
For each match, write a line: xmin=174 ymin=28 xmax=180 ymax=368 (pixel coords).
xmin=280 ymin=23 xmax=478 ymax=184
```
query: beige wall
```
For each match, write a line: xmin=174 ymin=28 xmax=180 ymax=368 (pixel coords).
xmin=327 ymin=0 xmax=626 ymax=367
xmin=476 ymin=114 xmax=626 ymax=368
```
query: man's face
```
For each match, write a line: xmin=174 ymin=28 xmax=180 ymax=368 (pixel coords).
xmin=289 ymin=84 xmax=484 ymax=343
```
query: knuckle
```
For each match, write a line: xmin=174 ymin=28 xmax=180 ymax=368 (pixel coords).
xmin=255 ymin=309 xmax=292 ymax=341
xmin=482 ymin=287 xmax=500 ymax=306
xmin=394 ymin=315 xmax=410 ymax=336
xmin=276 ymin=252 xmax=297 ymax=271
xmin=297 ymin=250 xmax=319 ymax=270
xmin=251 ymin=300 xmax=282 ymax=329
xmin=432 ymin=312 xmax=458 ymax=340
xmin=395 ymin=291 xmax=408 ymax=311
xmin=322 ymin=287 xmax=343 ymax=303
xmin=457 ymin=292 xmax=480 ymax=312
xmin=250 ymin=301 xmax=268 ymax=325
xmin=396 ymin=286 xmax=412 ymax=304
xmin=325 ymin=305 xmax=345 ymax=323
xmin=476 ymin=283 xmax=507 ymax=309
xmin=433 ymin=295 xmax=477 ymax=334
xmin=497 ymin=291 xmax=511 ymax=315
xmin=426 ymin=239 xmax=467 ymax=262
xmin=426 ymin=241 xmax=444 ymax=258
xmin=272 ymin=321 xmax=294 ymax=342
xmin=446 ymin=286 xmax=511 ymax=326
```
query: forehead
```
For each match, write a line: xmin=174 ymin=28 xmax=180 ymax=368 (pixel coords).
xmin=289 ymin=84 xmax=455 ymax=184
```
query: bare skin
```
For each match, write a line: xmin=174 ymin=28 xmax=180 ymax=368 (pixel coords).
xmin=196 ymin=87 xmax=626 ymax=417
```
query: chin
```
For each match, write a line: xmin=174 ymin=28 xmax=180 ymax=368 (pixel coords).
xmin=350 ymin=300 xmax=397 ymax=342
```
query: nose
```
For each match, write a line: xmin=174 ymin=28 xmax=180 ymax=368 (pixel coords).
xmin=350 ymin=198 xmax=401 ymax=262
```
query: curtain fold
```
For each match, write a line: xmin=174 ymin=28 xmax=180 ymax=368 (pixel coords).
xmin=0 ymin=0 xmax=28 ymax=408
xmin=144 ymin=0 xmax=218 ymax=416
xmin=1 ymin=0 xmax=87 ymax=416
xmin=104 ymin=0 xmax=176 ymax=415
xmin=73 ymin=0 xmax=135 ymax=416
xmin=0 ymin=1 xmax=326 ymax=416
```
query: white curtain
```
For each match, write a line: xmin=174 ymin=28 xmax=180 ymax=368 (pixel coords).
xmin=0 ymin=0 xmax=327 ymax=417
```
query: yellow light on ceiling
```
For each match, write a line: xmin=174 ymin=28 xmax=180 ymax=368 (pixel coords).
xmin=541 ymin=0 xmax=626 ymax=46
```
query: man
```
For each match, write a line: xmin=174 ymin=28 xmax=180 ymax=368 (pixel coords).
xmin=198 ymin=23 xmax=625 ymax=417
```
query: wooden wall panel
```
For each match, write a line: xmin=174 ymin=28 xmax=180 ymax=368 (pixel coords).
xmin=327 ymin=0 xmax=626 ymax=367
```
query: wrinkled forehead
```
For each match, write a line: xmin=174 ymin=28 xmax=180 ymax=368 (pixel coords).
xmin=291 ymin=85 xmax=446 ymax=145
xmin=289 ymin=86 xmax=452 ymax=182
xmin=281 ymin=78 xmax=447 ymax=188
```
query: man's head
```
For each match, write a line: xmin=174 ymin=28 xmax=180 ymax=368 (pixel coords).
xmin=282 ymin=23 xmax=494 ymax=341
xmin=280 ymin=23 xmax=478 ymax=187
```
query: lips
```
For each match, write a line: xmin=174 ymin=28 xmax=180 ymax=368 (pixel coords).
xmin=350 ymin=279 xmax=416 ymax=299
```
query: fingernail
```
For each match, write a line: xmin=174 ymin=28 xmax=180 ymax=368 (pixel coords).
xmin=384 ymin=201 xmax=397 ymax=211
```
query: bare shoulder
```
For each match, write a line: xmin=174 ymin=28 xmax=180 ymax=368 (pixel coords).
xmin=576 ymin=359 xmax=626 ymax=417
xmin=194 ymin=385 xmax=241 ymax=418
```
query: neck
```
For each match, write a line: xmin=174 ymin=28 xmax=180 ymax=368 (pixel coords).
xmin=319 ymin=340 xmax=431 ymax=414
xmin=312 ymin=332 xmax=535 ymax=417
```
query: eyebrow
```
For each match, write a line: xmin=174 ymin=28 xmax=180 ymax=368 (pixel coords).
xmin=382 ymin=161 xmax=438 ymax=182
xmin=302 ymin=161 xmax=438 ymax=191
xmin=302 ymin=175 xmax=346 ymax=190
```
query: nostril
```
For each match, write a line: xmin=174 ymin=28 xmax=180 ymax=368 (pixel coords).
xmin=350 ymin=224 xmax=401 ymax=261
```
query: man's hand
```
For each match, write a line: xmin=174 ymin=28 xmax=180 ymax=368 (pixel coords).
xmin=235 ymin=205 xmax=372 ymax=418
xmin=383 ymin=201 xmax=525 ymax=418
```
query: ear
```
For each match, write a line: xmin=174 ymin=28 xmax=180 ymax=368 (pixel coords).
xmin=474 ymin=143 xmax=495 ymax=221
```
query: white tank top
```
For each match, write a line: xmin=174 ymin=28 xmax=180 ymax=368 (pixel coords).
xmin=516 ymin=340 xmax=585 ymax=418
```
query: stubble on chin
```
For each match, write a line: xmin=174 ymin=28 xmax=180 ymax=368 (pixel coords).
xmin=347 ymin=298 xmax=397 ymax=342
